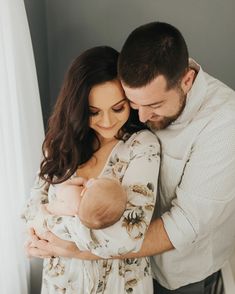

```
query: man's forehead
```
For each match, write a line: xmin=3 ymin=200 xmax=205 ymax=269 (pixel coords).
xmin=121 ymin=75 xmax=168 ymax=104
xmin=122 ymin=89 xmax=166 ymax=106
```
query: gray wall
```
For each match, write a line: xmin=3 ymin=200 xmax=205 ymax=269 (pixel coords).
xmin=26 ymin=0 xmax=235 ymax=124
xmin=46 ymin=0 xmax=235 ymax=106
xmin=24 ymin=1 xmax=235 ymax=293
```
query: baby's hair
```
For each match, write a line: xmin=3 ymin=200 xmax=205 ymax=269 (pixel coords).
xmin=78 ymin=177 xmax=127 ymax=229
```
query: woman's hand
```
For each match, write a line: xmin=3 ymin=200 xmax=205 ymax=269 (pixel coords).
xmin=25 ymin=228 xmax=80 ymax=259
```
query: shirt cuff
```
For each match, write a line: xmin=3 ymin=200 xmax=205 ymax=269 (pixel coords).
xmin=161 ymin=206 xmax=197 ymax=252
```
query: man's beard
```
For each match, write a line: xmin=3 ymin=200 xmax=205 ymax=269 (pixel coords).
xmin=147 ymin=88 xmax=186 ymax=130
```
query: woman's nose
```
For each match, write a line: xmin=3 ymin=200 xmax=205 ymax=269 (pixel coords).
xmin=101 ymin=112 xmax=113 ymax=126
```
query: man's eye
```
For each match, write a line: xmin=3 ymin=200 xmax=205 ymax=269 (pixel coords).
xmin=112 ymin=106 xmax=125 ymax=113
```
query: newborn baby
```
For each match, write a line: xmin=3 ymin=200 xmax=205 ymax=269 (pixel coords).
xmin=38 ymin=177 xmax=127 ymax=231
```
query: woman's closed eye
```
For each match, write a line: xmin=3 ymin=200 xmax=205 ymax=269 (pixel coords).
xmin=89 ymin=110 xmax=100 ymax=116
xmin=112 ymin=105 xmax=125 ymax=113
xmin=89 ymin=101 xmax=127 ymax=116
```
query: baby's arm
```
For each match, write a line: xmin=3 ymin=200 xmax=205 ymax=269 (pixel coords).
xmin=46 ymin=177 xmax=87 ymax=216
xmin=30 ymin=204 xmax=51 ymax=236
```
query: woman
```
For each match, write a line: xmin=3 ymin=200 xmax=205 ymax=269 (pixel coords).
xmin=23 ymin=46 xmax=160 ymax=293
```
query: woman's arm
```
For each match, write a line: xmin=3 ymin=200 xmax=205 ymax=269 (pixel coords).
xmin=26 ymin=217 xmax=173 ymax=259
xmin=21 ymin=174 xmax=50 ymax=231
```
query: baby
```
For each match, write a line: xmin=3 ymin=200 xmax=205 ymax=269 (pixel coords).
xmin=48 ymin=177 xmax=127 ymax=229
xmin=33 ymin=177 xmax=127 ymax=234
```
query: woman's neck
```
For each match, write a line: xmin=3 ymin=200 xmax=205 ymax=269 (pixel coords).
xmin=97 ymin=135 xmax=119 ymax=148
xmin=77 ymin=137 xmax=119 ymax=178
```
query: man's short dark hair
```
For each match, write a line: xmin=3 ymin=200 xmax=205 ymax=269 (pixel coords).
xmin=118 ymin=22 xmax=189 ymax=89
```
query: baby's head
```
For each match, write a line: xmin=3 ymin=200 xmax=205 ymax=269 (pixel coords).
xmin=79 ymin=177 xmax=127 ymax=229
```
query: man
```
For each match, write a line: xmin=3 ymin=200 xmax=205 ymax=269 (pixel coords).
xmin=27 ymin=22 xmax=235 ymax=294
xmin=117 ymin=21 xmax=235 ymax=293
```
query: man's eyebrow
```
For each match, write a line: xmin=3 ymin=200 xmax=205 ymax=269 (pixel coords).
xmin=89 ymin=98 xmax=127 ymax=109
xmin=148 ymin=100 xmax=165 ymax=106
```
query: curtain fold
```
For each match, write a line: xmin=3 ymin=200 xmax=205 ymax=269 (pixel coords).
xmin=0 ymin=0 xmax=44 ymax=293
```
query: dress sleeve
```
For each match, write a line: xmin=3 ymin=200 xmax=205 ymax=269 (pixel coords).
xmin=66 ymin=131 xmax=161 ymax=258
xmin=21 ymin=173 xmax=49 ymax=227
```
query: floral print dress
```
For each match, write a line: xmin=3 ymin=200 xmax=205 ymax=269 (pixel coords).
xmin=22 ymin=130 xmax=160 ymax=294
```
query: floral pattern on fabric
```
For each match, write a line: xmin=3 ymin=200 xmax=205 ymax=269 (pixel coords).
xmin=22 ymin=130 xmax=160 ymax=294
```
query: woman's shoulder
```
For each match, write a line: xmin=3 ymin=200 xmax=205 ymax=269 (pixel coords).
xmin=118 ymin=130 xmax=161 ymax=156
xmin=125 ymin=129 xmax=160 ymax=146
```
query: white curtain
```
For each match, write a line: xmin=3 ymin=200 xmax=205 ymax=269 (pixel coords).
xmin=0 ymin=0 xmax=44 ymax=293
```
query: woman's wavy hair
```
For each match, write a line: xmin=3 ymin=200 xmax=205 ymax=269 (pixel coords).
xmin=39 ymin=46 xmax=147 ymax=184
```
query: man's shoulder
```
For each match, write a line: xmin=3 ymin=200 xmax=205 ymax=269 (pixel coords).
xmin=199 ymin=72 xmax=235 ymax=125
xmin=205 ymin=71 xmax=235 ymax=99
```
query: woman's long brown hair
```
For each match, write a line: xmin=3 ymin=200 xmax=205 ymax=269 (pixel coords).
xmin=39 ymin=46 xmax=147 ymax=184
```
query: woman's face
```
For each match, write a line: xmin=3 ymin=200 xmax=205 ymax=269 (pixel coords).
xmin=89 ymin=79 xmax=130 ymax=141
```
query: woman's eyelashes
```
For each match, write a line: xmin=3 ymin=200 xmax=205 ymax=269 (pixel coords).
xmin=89 ymin=105 xmax=126 ymax=116
xmin=89 ymin=110 xmax=99 ymax=116
xmin=112 ymin=105 xmax=125 ymax=113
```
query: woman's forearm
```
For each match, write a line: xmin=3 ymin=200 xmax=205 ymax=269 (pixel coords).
xmin=26 ymin=218 xmax=174 ymax=260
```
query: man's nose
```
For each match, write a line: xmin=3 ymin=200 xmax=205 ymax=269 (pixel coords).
xmin=138 ymin=106 xmax=152 ymax=123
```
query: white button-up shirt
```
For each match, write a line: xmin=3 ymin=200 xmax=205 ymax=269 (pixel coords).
xmin=151 ymin=59 xmax=235 ymax=289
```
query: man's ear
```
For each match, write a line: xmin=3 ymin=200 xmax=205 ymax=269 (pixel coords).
xmin=180 ymin=69 xmax=196 ymax=94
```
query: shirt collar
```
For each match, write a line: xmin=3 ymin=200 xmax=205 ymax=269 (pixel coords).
xmin=170 ymin=58 xmax=208 ymax=127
